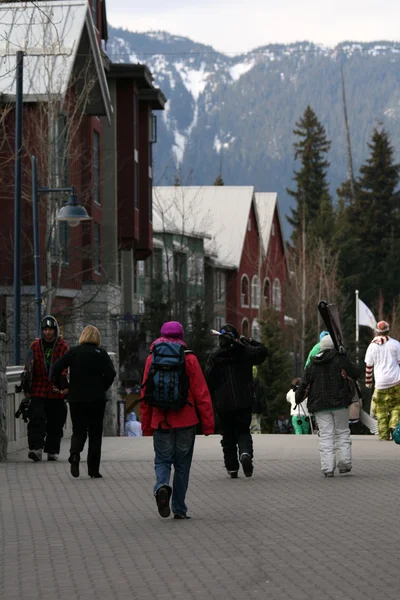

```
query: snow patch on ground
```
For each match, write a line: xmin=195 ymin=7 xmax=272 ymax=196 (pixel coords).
xmin=213 ymin=134 xmax=235 ymax=153
xmin=174 ymin=61 xmax=210 ymax=100
xmin=173 ymin=130 xmax=186 ymax=164
xmin=229 ymin=60 xmax=255 ymax=81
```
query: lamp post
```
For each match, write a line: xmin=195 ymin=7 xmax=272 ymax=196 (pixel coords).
xmin=13 ymin=51 xmax=24 ymax=365
xmin=31 ymin=155 xmax=91 ymax=337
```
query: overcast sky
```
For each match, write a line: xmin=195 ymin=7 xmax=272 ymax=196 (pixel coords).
xmin=107 ymin=0 xmax=400 ymax=54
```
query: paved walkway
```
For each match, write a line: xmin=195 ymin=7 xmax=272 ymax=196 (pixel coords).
xmin=1 ymin=434 xmax=400 ymax=600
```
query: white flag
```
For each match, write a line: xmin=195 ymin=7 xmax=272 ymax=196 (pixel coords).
xmin=358 ymin=298 xmax=377 ymax=330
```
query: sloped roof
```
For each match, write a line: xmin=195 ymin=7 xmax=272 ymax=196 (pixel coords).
xmin=254 ymin=192 xmax=288 ymax=271
xmin=0 ymin=1 xmax=112 ymax=121
xmin=153 ymin=186 xmax=255 ymax=269
xmin=253 ymin=193 xmax=278 ymax=256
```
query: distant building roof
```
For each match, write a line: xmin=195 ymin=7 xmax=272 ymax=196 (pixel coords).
xmin=153 ymin=186 xmax=256 ymax=269
xmin=0 ymin=0 xmax=112 ymax=121
xmin=254 ymin=192 xmax=288 ymax=271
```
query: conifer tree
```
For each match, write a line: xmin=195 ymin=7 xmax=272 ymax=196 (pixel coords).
xmin=337 ymin=127 xmax=400 ymax=312
xmin=213 ymin=174 xmax=224 ymax=186
xmin=287 ymin=106 xmax=334 ymax=246
xmin=257 ymin=308 xmax=292 ymax=430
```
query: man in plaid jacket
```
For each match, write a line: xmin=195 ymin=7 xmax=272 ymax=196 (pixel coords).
xmin=24 ymin=315 xmax=69 ymax=462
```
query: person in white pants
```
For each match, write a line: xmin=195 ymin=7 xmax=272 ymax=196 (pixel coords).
xmin=295 ymin=335 xmax=361 ymax=477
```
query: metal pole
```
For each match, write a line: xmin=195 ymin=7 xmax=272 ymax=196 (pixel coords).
xmin=32 ymin=157 xmax=41 ymax=338
xmin=355 ymin=289 xmax=359 ymax=364
xmin=13 ymin=51 xmax=24 ymax=365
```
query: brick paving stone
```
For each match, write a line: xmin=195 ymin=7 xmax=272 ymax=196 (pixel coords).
xmin=1 ymin=435 xmax=400 ymax=599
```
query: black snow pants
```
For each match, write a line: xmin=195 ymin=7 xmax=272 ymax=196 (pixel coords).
xmin=218 ymin=407 xmax=253 ymax=472
xmin=27 ymin=397 xmax=67 ymax=454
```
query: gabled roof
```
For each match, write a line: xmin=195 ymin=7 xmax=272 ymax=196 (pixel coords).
xmin=254 ymin=192 xmax=289 ymax=272
xmin=153 ymin=186 xmax=255 ymax=269
xmin=253 ymin=193 xmax=278 ymax=256
xmin=0 ymin=1 xmax=112 ymax=122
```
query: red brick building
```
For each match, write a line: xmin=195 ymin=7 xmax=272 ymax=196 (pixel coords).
xmin=152 ymin=187 xmax=288 ymax=339
xmin=0 ymin=0 xmax=165 ymax=362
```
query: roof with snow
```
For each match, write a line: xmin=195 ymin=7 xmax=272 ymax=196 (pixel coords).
xmin=254 ymin=192 xmax=278 ymax=256
xmin=153 ymin=186 xmax=284 ymax=270
xmin=0 ymin=1 xmax=112 ymax=121
xmin=153 ymin=186 xmax=254 ymax=268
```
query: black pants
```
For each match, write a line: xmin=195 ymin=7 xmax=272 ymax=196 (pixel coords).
xmin=218 ymin=407 xmax=253 ymax=471
xmin=69 ymin=402 xmax=106 ymax=476
xmin=27 ymin=397 xmax=67 ymax=453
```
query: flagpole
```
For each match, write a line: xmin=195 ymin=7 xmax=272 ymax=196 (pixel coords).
xmin=355 ymin=289 xmax=359 ymax=364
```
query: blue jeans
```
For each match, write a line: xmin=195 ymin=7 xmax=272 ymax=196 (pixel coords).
xmin=153 ymin=426 xmax=196 ymax=516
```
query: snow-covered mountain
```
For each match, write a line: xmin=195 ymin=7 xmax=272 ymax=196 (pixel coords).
xmin=107 ymin=28 xmax=400 ymax=236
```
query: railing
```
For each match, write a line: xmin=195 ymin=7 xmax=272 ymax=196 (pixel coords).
xmin=6 ymin=366 xmax=72 ymax=454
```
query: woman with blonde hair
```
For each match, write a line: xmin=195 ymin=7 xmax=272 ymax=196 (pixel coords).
xmin=52 ymin=325 xmax=116 ymax=478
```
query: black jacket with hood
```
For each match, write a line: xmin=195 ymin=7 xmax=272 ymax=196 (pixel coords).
xmin=295 ymin=349 xmax=361 ymax=413
xmin=205 ymin=339 xmax=268 ymax=413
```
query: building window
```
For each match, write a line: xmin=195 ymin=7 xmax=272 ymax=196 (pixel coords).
xmin=251 ymin=319 xmax=261 ymax=342
xmin=195 ymin=255 xmax=203 ymax=284
xmin=149 ymin=175 xmax=152 ymax=223
xmin=242 ymin=318 xmax=249 ymax=337
xmin=152 ymin=249 xmax=161 ymax=278
xmin=215 ymin=316 xmax=223 ymax=331
xmin=54 ymin=113 xmax=68 ymax=187
xmin=263 ymin=278 xmax=270 ymax=306
xmin=215 ymin=271 xmax=225 ymax=302
xmin=93 ymin=130 xmax=100 ymax=205
xmin=272 ymin=278 xmax=282 ymax=311
xmin=241 ymin=275 xmax=249 ymax=307
xmin=149 ymin=114 xmax=157 ymax=143
xmin=50 ymin=222 xmax=69 ymax=265
xmin=94 ymin=222 xmax=101 ymax=274
xmin=138 ymin=297 xmax=145 ymax=314
xmin=91 ymin=0 xmax=98 ymax=28
xmin=137 ymin=260 xmax=145 ymax=277
xmin=251 ymin=275 xmax=260 ymax=308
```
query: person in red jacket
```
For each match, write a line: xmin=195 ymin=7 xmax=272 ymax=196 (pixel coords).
xmin=140 ymin=321 xmax=214 ymax=520
xmin=24 ymin=315 xmax=69 ymax=462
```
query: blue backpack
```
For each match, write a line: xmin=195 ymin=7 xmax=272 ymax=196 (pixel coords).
xmin=392 ymin=421 xmax=400 ymax=445
xmin=142 ymin=342 xmax=191 ymax=411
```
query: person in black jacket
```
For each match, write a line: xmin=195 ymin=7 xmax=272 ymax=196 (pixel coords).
xmin=51 ymin=325 xmax=116 ymax=478
xmin=295 ymin=334 xmax=361 ymax=477
xmin=206 ymin=323 xmax=268 ymax=478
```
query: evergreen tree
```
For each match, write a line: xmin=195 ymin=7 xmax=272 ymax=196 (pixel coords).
xmin=337 ymin=127 xmax=400 ymax=313
xmin=213 ymin=174 xmax=224 ymax=186
xmin=257 ymin=308 xmax=292 ymax=430
xmin=287 ymin=106 xmax=334 ymax=246
xmin=187 ymin=303 xmax=214 ymax=370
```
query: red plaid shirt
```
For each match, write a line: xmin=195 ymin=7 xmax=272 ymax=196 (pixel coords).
xmin=29 ymin=337 xmax=69 ymax=399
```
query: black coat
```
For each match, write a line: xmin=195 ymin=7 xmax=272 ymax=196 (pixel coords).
xmin=51 ymin=343 xmax=116 ymax=403
xmin=205 ymin=340 xmax=268 ymax=413
xmin=295 ymin=349 xmax=361 ymax=413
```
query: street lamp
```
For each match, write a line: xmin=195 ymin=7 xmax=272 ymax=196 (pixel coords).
xmin=32 ymin=155 xmax=91 ymax=337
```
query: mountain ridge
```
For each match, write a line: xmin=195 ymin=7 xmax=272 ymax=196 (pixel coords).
xmin=107 ymin=27 xmax=400 ymax=237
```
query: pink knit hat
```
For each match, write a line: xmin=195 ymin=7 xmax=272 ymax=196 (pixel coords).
xmin=160 ymin=321 xmax=185 ymax=339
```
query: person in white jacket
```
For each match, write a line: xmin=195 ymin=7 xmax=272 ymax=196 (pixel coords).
xmin=365 ymin=320 xmax=400 ymax=440
xmin=125 ymin=412 xmax=143 ymax=437
xmin=286 ymin=377 xmax=310 ymax=434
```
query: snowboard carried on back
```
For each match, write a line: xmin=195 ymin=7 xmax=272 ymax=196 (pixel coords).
xmin=142 ymin=341 xmax=192 ymax=411
xmin=317 ymin=300 xmax=346 ymax=354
